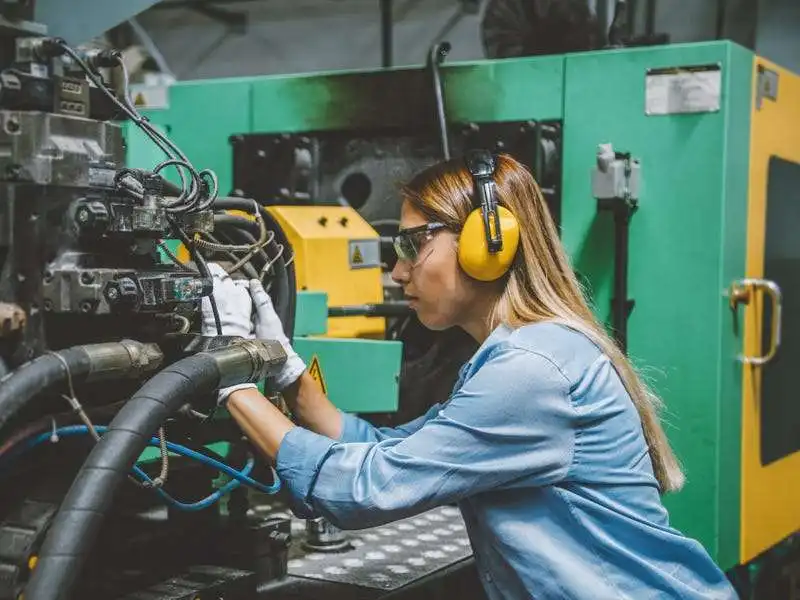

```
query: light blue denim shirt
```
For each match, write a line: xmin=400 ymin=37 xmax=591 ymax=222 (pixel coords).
xmin=276 ymin=322 xmax=738 ymax=599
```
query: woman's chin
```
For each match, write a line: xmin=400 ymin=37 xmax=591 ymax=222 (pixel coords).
xmin=416 ymin=309 xmax=452 ymax=332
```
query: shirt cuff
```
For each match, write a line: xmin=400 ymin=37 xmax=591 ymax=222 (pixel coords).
xmin=337 ymin=410 xmax=374 ymax=443
xmin=276 ymin=426 xmax=336 ymax=518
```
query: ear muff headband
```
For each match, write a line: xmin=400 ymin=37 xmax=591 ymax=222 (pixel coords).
xmin=457 ymin=150 xmax=520 ymax=281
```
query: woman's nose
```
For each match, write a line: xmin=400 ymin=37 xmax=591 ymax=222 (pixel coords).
xmin=391 ymin=259 xmax=411 ymax=284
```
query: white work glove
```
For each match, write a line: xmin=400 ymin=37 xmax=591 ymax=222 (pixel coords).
xmin=249 ymin=278 xmax=306 ymax=390
xmin=200 ymin=262 xmax=258 ymax=404
xmin=200 ymin=262 xmax=253 ymax=339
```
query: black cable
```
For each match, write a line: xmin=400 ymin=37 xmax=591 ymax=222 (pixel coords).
xmin=207 ymin=228 xmax=261 ymax=280
xmin=0 ymin=348 xmax=91 ymax=436
xmin=211 ymin=198 xmax=296 ymax=341
xmin=0 ymin=342 xmax=162 ymax=440
xmin=213 ymin=223 xmax=270 ymax=277
xmin=24 ymin=344 xmax=277 ymax=600
xmin=54 ymin=41 xmax=208 ymax=212
xmin=158 ymin=241 xmax=189 ymax=270
xmin=168 ymin=216 xmax=222 ymax=335
xmin=213 ymin=213 xmax=261 ymax=238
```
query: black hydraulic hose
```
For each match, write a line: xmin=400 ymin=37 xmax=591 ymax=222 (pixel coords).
xmin=210 ymin=226 xmax=260 ymax=280
xmin=168 ymin=214 xmax=222 ymax=335
xmin=158 ymin=175 xmax=183 ymax=197
xmin=24 ymin=339 xmax=287 ymax=600
xmin=213 ymin=213 xmax=261 ymax=238
xmin=0 ymin=341 xmax=163 ymax=436
xmin=213 ymin=213 xmax=270 ymax=269
xmin=0 ymin=349 xmax=88 ymax=433
xmin=213 ymin=215 xmax=288 ymax=328
xmin=212 ymin=197 xmax=297 ymax=342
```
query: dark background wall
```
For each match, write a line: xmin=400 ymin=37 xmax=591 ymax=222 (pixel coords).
xmin=32 ymin=0 xmax=800 ymax=82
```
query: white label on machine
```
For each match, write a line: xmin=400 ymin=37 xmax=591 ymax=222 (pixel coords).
xmin=349 ymin=239 xmax=380 ymax=269
xmin=130 ymin=84 xmax=170 ymax=109
xmin=645 ymin=64 xmax=721 ymax=115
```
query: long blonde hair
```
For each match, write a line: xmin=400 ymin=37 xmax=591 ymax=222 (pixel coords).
xmin=402 ymin=153 xmax=685 ymax=493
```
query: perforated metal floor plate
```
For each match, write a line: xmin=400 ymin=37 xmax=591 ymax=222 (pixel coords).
xmin=258 ymin=502 xmax=472 ymax=591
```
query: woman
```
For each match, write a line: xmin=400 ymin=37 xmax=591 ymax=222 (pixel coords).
xmin=204 ymin=152 xmax=737 ymax=599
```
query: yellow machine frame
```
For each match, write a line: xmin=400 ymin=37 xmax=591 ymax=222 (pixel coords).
xmin=740 ymin=56 xmax=800 ymax=563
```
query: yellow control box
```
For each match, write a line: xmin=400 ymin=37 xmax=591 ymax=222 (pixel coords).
xmin=266 ymin=205 xmax=385 ymax=340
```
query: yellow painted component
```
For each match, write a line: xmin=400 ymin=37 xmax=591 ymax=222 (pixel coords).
xmin=740 ymin=56 xmax=800 ymax=563
xmin=176 ymin=243 xmax=191 ymax=264
xmin=27 ymin=555 xmax=37 ymax=570
xmin=308 ymin=354 xmax=328 ymax=394
xmin=266 ymin=206 xmax=385 ymax=339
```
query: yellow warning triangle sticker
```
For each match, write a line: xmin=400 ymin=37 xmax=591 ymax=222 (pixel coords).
xmin=308 ymin=354 xmax=327 ymax=395
xmin=134 ymin=92 xmax=146 ymax=106
xmin=351 ymin=245 xmax=363 ymax=265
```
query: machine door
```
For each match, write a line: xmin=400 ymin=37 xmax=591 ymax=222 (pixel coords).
xmin=736 ymin=57 xmax=800 ymax=563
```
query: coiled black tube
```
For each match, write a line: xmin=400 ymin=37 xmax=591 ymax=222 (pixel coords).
xmin=24 ymin=341 xmax=282 ymax=600
xmin=0 ymin=342 xmax=162 ymax=437
xmin=0 ymin=349 xmax=90 ymax=434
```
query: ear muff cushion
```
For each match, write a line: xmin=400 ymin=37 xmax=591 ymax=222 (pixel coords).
xmin=458 ymin=206 xmax=520 ymax=281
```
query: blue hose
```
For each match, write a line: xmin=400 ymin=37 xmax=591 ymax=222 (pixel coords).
xmin=132 ymin=459 xmax=254 ymax=511
xmin=3 ymin=425 xmax=280 ymax=510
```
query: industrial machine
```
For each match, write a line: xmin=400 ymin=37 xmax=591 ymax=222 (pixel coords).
xmin=127 ymin=36 xmax=800 ymax=599
xmin=0 ymin=4 xmax=319 ymax=600
xmin=3 ymin=0 xmax=800 ymax=597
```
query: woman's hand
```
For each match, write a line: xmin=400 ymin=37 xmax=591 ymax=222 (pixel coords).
xmin=248 ymin=278 xmax=306 ymax=390
xmin=200 ymin=262 xmax=259 ymax=404
xmin=246 ymin=278 xmax=343 ymax=439
xmin=200 ymin=263 xmax=253 ymax=339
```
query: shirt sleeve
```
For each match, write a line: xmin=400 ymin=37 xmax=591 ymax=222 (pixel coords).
xmin=275 ymin=343 xmax=575 ymax=529
xmin=337 ymin=403 xmax=444 ymax=444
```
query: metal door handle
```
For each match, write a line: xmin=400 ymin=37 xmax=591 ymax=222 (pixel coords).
xmin=729 ymin=278 xmax=783 ymax=365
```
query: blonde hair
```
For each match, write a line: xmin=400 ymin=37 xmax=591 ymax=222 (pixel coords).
xmin=402 ymin=153 xmax=684 ymax=493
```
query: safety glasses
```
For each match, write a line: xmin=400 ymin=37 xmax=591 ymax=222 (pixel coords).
xmin=392 ymin=222 xmax=448 ymax=263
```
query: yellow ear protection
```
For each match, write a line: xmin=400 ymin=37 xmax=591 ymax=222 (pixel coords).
xmin=457 ymin=150 xmax=521 ymax=281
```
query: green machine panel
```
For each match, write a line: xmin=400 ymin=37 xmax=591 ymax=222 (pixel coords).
xmin=293 ymin=337 xmax=401 ymax=414
xmin=250 ymin=57 xmax=564 ymax=133
xmin=560 ymin=42 xmax=753 ymax=569
xmin=294 ymin=291 xmax=329 ymax=337
xmin=292 ymin=290 xmax=401 ymax=414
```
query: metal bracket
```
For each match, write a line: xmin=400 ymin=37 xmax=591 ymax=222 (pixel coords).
xmin=756 ymin=64 xmax=779 ymax=110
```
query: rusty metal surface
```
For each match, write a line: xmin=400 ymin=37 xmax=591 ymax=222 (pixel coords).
xmin=0 ymin=303 xmax=25 ymax=337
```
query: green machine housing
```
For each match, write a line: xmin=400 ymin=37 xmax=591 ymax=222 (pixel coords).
xmin=125 ymin=40 xmax=800 ymax=584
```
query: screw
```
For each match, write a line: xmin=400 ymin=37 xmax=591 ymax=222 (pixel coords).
xmin=106 ymin=287 xmax=119 ymax=300
xmin=79 ymin=300 xmax=93 ymax=313
xmin=79 ymin=271 xmax=94 ymax=285
xmin=43 ymin=270 xmax=53 ymax=283
xmin=43 ymin=299 xmax=53 ymax=311
xmin=76 ymin=207 xmax=90 ymax=223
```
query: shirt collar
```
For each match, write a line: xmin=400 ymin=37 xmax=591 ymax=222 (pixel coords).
xmin=459 ymin=322 xmax=514 ymax=377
